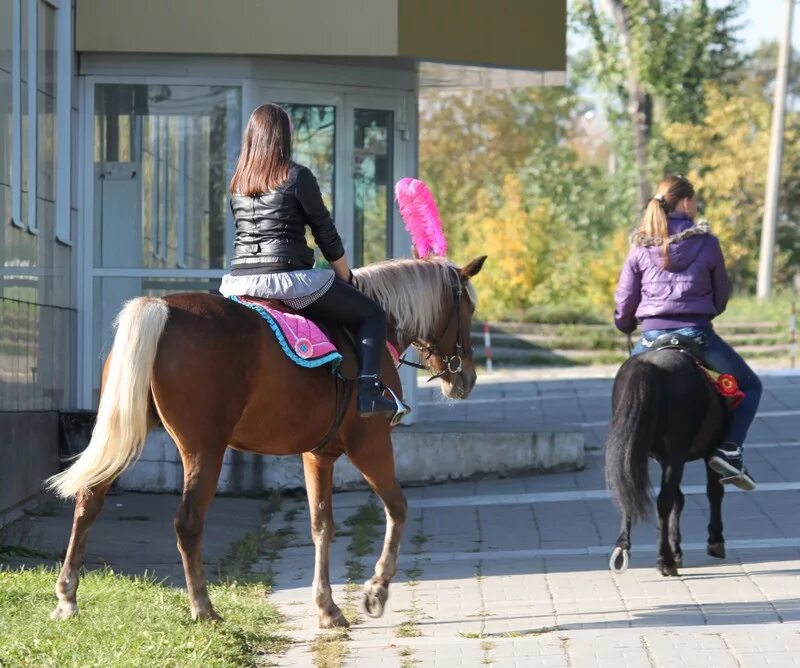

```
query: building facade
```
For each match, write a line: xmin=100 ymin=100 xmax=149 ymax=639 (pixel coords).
xmin=0 ymin=0 xmax=566 ymax=507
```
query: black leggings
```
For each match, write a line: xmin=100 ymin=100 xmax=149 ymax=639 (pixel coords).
xmin=298 ymin=278 xmax=387 ymax=376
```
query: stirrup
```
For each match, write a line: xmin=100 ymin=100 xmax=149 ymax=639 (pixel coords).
xmin=382 ymin=384 xmax=411 ymax=426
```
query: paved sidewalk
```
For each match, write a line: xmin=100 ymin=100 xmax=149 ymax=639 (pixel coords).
xmin=266 ymin=371 xmax=800 ymax=667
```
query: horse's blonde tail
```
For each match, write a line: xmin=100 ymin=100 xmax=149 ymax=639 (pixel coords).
xmin=47 ymin=297 xmax=169 ymax=499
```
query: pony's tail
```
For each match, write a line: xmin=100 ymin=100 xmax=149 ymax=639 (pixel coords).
xmin=604 ymin=361 xmax=660 ymax=523
xmin=47 ymin=297 xmax=169 ymax=499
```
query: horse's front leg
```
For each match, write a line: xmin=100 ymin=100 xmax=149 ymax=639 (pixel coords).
xmin=346 ymin=427 xmax=407 ymax=618
xmin=52 ymin=484 xmax=111 ymax=620
xmin=302 ymin=451 xmax=349 ymax=628
xmin=668 ymin=487 xmax=685 ymax=568
xmin=706 ymin=461 xmax=726 ymax=558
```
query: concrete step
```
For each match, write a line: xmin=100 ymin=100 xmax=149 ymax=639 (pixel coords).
xmin=116 ymin=427 xmax=585 ymax=494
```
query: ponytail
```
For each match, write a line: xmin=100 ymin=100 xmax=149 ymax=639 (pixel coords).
xmin=635 ymin=197 xmax=671 ymax=268
xmin=632 ymin=175 xmax=696 ymax=269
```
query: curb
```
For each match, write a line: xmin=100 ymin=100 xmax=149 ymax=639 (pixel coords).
xmin=116 ymin=428 xmax=585 ymax=493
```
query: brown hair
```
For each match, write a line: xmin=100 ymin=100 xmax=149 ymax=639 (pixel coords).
xmin=230 ymin=103 xmax=292 ymax=196
xmin=633 ymin=174 xmax=696 ymax=268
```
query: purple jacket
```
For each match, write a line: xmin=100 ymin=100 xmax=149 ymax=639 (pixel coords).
xmin=614 ymin=213 xmax=730 ymax=334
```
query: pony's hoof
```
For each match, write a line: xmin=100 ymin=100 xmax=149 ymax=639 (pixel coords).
xmin=319 ymin=607 xmax=350 ymax=629
xmin=707 ymin=542 xmax=726 ymax=559
xmin=658 ymin=561 xmax=679 ymax=577
xmin=609 ymin=546 xmax=629 ymax=574
xmin=50 ymin=601 xmax=78 ymax=620
xmin=363 ymin=580 xmax=389 ymax=618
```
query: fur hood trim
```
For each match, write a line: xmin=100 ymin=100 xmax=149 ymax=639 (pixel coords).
xmin=632 ymin=219 xmax=711 ymax=247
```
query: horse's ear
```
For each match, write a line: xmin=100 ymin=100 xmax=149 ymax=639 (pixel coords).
xmin=460 ymin=255 xmax=487 ymax=280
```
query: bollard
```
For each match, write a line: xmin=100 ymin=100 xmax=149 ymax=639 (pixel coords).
xmin=483 ymin=321 xmax=493 ymax=373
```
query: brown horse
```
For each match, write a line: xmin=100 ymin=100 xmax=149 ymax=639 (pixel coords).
xmin=47 ymin=256 xmax=486 ymax=627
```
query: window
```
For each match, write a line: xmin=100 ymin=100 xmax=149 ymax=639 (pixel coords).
xmin=0 ymin=2 xmax=12 ymax=228
xmin=93 ymin=84 xmax=242 ymax=270
xmin=7 ymin=0 xmax=71 ymax=240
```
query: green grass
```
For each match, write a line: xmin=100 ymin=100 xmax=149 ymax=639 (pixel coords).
xmin=0 ymin=567 xmax=290 ymax=668
xmin=719 ymin=291 xmax=797 ymax=324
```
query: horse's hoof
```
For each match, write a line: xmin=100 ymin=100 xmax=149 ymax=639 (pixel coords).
xmin=363 ymin=580 xmax=389 ymax=618
xmin=192 ymin=608 xmax=222 ymax=622
xmin=707 ymin=542 xmax=726 ymax=559
xmin=609 ymin=546 xmax=629 ymax=574
xmin=50 ymin=601 xmax=78 ymax=620
xmin=319 ymin=608 xmax=350 ymax=629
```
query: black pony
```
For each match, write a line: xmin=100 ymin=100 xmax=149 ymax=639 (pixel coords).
xmin=605 ymin=340 xmax=728 ymax=576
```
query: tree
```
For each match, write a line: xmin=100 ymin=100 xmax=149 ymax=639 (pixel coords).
xmin=663 ymin=84 xmax=800 ymax=290
xmin=573 ymin=0 xmax=745 ymax=212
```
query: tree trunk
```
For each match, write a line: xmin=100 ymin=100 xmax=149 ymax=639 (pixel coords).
xmin=602 ymin=0 xmax=652 ymax=214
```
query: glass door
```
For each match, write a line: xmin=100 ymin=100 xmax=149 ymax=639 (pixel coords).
xmin=256 ymin=88 xmax=408 ymax=267
xmin=351 ymin=107 xmax=393 ymax=266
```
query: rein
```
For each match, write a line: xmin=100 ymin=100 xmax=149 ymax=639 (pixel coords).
xmin=397 ymin=272 xmax=469 ymax=382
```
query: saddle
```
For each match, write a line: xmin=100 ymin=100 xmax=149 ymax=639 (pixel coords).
xmin=229 ymin=295 xmax=409 ymax=428
xmin=648 ymin=332 xmax=704 ymax=360
xmin=647 ymin=333 xmax=744 ymax=409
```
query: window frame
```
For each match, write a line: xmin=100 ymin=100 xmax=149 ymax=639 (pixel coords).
xmin=9 ymin=0 xmax=71 ymax=241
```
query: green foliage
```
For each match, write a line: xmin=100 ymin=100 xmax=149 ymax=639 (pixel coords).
xmin=419 ymin=2 xmax=799 ymax=322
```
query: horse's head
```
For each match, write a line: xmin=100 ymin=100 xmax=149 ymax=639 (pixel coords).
xmin=411 ymin=255 xmax=487 ymax=400
xmin=353 ymin=255 xmax=487 ymax=400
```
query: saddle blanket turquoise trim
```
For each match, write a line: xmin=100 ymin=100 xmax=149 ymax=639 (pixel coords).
xmin=229 ymin=295 xmax=342 ymax=370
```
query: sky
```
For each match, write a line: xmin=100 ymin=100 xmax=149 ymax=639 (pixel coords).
xmin=568 ymin=1 xmax=797 ymax=55
xmin=735 ymin=0 xmax=798 ymax=50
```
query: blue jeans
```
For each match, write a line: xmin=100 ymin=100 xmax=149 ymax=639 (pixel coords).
xmin=632 ymin=326 xmax=763 ymax=447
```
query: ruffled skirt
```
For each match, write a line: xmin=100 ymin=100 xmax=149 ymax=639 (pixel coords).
xmin=219 ymin=269 xmax=335 ymax=310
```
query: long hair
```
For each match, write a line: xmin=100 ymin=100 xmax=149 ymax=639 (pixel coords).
xmin=230 ymin=104 xmax=292 ymax=196
xmin=633 ymin=175 xmax=696 ymax=268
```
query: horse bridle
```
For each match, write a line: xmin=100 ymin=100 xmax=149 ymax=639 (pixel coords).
xmin=398 ymin=274 xmax=472 ymax=382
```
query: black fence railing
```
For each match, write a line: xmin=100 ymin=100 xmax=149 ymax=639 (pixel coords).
xmin=0 ymin=297 xmax=77 ymax=411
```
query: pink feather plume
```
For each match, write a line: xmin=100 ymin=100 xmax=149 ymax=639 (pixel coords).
xmin=394 ymin=178 xmax=448 ymax=258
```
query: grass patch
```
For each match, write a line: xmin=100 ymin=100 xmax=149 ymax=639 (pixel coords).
xmin=0 ymin=544 xmax=57 ymax=560
xmin=0 ymin=567 xmax=290 ymax=668
xmin=481 ymin=640 xmax=495 ymax=665
xmin=24 ymin=498 xmax=61 ymax=518
xmin=310 ymin=629 xmax=348 ymax=668
xmin=721 ymin=291 xmax=796 ymax=324
xmin=217 ymin=495 xmax=294 ymax=586
xmin=396 ymin=620 xmax=423 ymax=638
xmin=398 ymin=643 xmax=420 ymax=667
xmin=344 ymin=501 xmax=382 ymax=559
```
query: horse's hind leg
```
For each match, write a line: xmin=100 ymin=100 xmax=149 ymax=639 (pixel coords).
xmin=346 ymin=427 xmax=407 ymax=619
xmin=610 ymin=516 xmax=632 ymax=574
xmin=302 ymin=451 xmax=349 ymax=629
xmin=706 ymin=461 xmax=726 ymax=559
xmin=51 ymin=483 xmax=111 ymax=619
xmin=174 ymin=446 xmax=226 ymax=620
xmin=657 ymin=461 xmax=685 ymax=576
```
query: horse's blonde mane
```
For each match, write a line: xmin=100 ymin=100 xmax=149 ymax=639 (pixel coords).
xmin=354 ymin=258 xmax=475 ymax=339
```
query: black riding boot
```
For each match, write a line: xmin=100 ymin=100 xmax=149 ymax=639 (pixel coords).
xmin=299 ymin=278 xmax=397 ymax=419
xmin=357 ymin=374 xmax=397 ymax=417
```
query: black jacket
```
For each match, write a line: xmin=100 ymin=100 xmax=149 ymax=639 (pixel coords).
xmin=230 ymin=163 xmax=345 ymax=273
